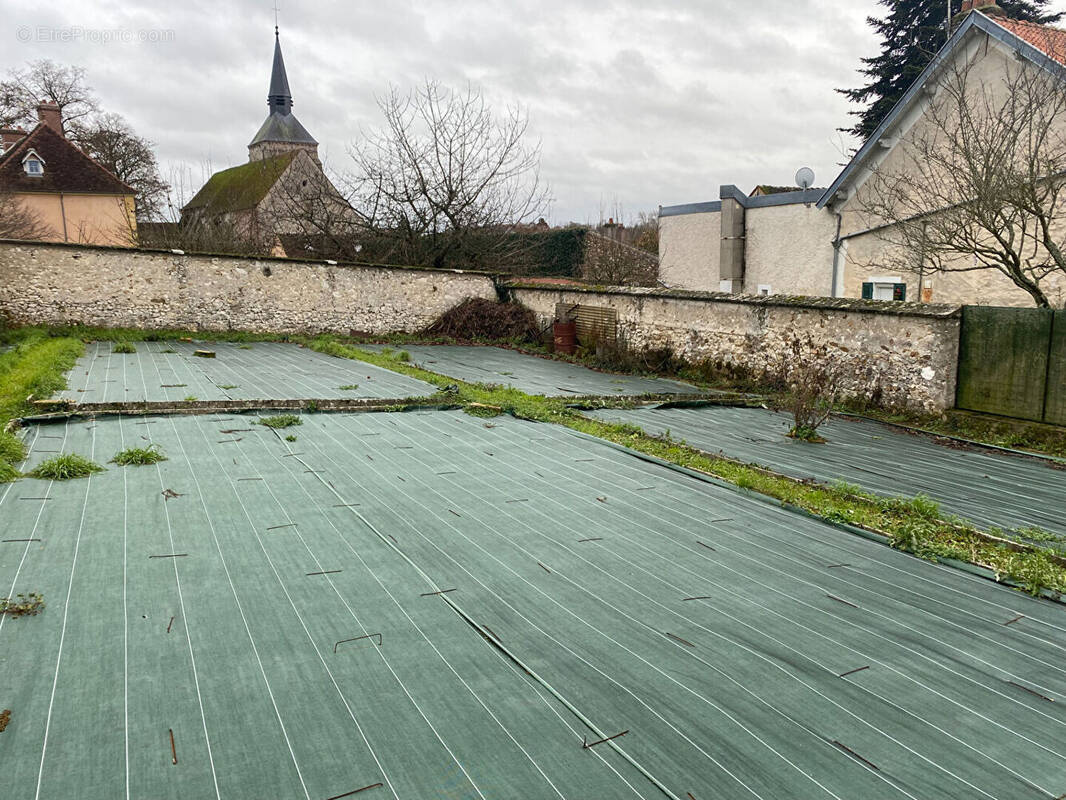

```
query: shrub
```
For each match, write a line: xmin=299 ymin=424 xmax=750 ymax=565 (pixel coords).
xmin=28 ymin=453 xmax=104 ymax=480
xmin=112 ymin=341 xmax=137 ymax=354
xmin=424 ymin=298 xmax=539 ymax=342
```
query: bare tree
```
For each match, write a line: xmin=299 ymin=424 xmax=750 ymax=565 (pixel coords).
xmin=346 ymin=80 xmax=551 ymax=269
xmin=859 ymin=45 xmax=1066 ymax=307
xmin=0 ymin=188 xmax=50 ymax=240
xmin=0 ymin=60 xmax=98 ymax=132
xmin=580 ymin=230 xmax=659 ymax=286
xmin=71 ymin=113 xmax=169 ymax=220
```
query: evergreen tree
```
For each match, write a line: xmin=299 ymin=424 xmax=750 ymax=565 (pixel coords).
xmin=840 ymin=0 xmax=1063 ymax=142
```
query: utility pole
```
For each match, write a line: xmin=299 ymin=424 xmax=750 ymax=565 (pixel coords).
xmin=946 ymin=0 xmax=952 ymax=43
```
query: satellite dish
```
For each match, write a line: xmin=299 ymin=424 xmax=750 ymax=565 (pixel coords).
xmin=795 ymin=167 xmax=816 ymax=190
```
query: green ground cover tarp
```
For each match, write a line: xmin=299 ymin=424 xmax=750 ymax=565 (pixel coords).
xmin=57 ymin=341 xmax=436 ymax=404
xmin=588 ymin=405 xmax=1066 ymax=539
xmin=3 ymin=410 xmax=1063 ymax=798
xmin=363 ymin=344 xmax=703 ymax=397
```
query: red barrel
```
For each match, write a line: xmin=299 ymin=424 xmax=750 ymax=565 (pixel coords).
xmin=553 ymin=320 xmax=577 ymax=354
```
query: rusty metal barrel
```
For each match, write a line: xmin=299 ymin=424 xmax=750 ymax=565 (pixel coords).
xmin=553 ymin=320 xmax=577 ymax=354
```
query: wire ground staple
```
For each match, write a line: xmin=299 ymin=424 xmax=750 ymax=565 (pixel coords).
xmin=3 ymin=539 xmax=41 ymax=543
xmin=420 ymin=588 xmax=457 ymax=597
xmin=334 ymin=633 xmax=382 ymax=653
xmin=326 ymin=784 xmax=382 ymax=799
xmin=266 ymin=523 xmax=297 ymax=531
xmin=149 ymin=554 xmax=188 ymax=559
xmin=577 ymin=537 xmax=603 ymax=543
xmin=1003 ymin=614 xmax=1025 ymax=626
xmin=307 ymin=570 xmax=343 ymax=577
xmin=826 ymin=594 xmax=859 ymax=609
xmin=168 ymin=728 xmax=177 ymax=765
xmin=831 ymin=740 xmax=878 ymax=771
xmin=1006 ymin=681 xmax=1055 ymax=702
xmin=664 ymin=632 xmax=696 ymax=648
xmin=582 ymin=730 xmax=629 ymax=749
xmin=839 ymin=665 xmax=870 ymax=678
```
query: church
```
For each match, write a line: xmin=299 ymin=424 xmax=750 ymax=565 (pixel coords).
xmin=181 ymin=27 xmax=357 ymax=256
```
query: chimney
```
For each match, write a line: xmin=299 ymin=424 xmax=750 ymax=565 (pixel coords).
xmin=959 ymin=1 xmax=1004 ymax=17
xmin=36 ymin=101 xmax=62 ymax=134
xmin=0 ymin=127 xmax=26 ymax=152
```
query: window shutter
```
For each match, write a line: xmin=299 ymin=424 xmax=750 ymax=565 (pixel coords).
xmin=861 ymin=282 xmax=873 ymax=299
xmin=893 ymin=283 xmax=907 ymax=301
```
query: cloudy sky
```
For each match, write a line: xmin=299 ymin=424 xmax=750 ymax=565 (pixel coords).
xmin=3 ymin=0 xmax=1066 ymax=223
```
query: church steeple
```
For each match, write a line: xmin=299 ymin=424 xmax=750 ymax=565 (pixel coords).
xmin=248 ymin=26 xmax=318 ymax=163
xmin=266 ymin=28 xmax=293 ymax=116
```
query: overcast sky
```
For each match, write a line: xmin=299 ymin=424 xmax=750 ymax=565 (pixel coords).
xmin=4 ymin=0 xmax=1066 ymax=223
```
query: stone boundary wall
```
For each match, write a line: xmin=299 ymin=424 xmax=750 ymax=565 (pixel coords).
xmin=0 ymin=240 xmax=498 ymax=335
xmin=0 ymin=240 xmax=964 ymax=411
xmin=503 ymin=281 xmax=962 ymax=412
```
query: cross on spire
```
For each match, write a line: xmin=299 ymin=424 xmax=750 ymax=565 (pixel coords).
xmin=273 ymin=1 xmax=280 ymax=36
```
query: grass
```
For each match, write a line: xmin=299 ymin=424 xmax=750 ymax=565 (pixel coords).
xmin=218 ymin=384 xmax=239 ymax=390
xmin=841 ymin=406 xmax=1066 ymax=460
xmin=111 ymin=341 xmax=136 ymax=354
xmin=285 ymin=434 xmax=297 ymax=442
xmin=338 ymin=384 xmax=360 ymax=391
xmin=111 ymin=444 xmax=167 ymax=466
xmin=0 ymin=332 xmax=85 ymax=481
xmin=183 ymin=395 xmax=198 ymax=402
xmin=28 ymin=453 xmax=105 ymax=481
xmin=258 ymin=414 xmax=302 ymax=429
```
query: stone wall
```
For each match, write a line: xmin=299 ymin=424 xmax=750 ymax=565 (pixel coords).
xmin=0 ymin=240 xmax=498 ymax=334
xmin=505 ymin=281 xmax=962 ymax=412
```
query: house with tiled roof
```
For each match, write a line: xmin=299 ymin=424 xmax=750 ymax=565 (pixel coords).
xmin=0 ymin=102 xmax=136 ymax=246
xmin=659 ymin=1 xmax=1066 ymax=307
xmin=181 ymin=27 xmax=356 ymax=255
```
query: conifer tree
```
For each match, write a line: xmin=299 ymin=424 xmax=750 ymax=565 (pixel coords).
xmin=840 ymin=0 xmax=1062 ymax=141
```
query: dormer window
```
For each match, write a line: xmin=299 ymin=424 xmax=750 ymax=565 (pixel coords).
xmin=21 ymin=149 xmax=45 ymax=176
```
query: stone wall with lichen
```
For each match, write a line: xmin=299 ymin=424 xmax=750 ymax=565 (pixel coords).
xmin=0 ymin=240 xmax=498 ymax=335
xmin=504 ymin=281 xmax=962 ymax=412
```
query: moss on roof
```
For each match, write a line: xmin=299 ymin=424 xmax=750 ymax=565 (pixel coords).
xmin=182 ymin=151 xmax=296 ymax=214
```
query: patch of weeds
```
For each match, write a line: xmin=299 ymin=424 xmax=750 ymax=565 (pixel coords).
xmin=464 ymin=404 xmax=503 ymax=418
xmin=338 ymin=384 xmax=360 ymax=390
xmin=28 ymin=453 xmax=104 ymax=480
xmin=218 ymin=384 xmax=239 ymax=390
xmin=238 ymin=344 xmax=253 ymax=350
xmin=183 ymin=395 xmax=198 ymax=402
xmin=787 ymin=425 xmax=826 ymax=443
xmin=0 ymin=460 xmax=20 ymax=483
xmin=0 ymin=592 xmax=45 ymax=617
xmin=285 ymin=434 xmax=297 ymax=442
xmin=306 ymin=401 xmax=319 ymax=412
xmin=397 ymin=350 xmax=411 ymax=362
xmin=160 ymin=348 xmax=176 ymax=354
xmin=1007 ymin=526 xmax=1066 ymax=545
xmin=111 ymin=444 xmax=166 ymax=466
xmin=258 ymin=414 xmax=302 ymax=429
xmin=111 ymin=341 xmax=137 ymax=354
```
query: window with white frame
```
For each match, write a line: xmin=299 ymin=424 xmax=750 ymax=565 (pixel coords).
xmin=21 ymin=149 xmax=45 ymax=176
xmin=861 ymin=276 xmax=906 ymax=301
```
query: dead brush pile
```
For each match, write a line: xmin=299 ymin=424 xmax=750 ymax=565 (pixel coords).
xmin=424 ymin=299 xmax=540 ymax=342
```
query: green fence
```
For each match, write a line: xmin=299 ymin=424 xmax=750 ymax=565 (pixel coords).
xmin=956 ymin=305 xmax=1065 ymax=425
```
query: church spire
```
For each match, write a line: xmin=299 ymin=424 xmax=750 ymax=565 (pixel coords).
xmin=249 ymin=24 xmax=318 ymax=162
xmin=267 ymin=28 xmax=293 ymax=116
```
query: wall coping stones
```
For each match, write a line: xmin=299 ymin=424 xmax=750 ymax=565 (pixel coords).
xmin=502 ymin=279 xmax=962 ymax=319
xmin=0 ymin=237 xmax=503 ymax=279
